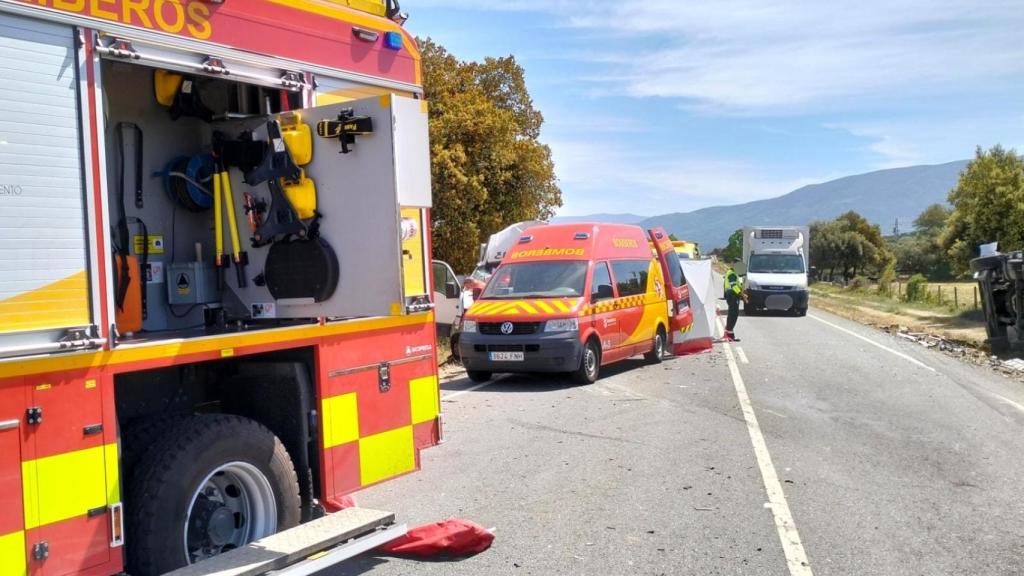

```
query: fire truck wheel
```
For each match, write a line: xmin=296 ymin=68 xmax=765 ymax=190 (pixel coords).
xmin=126 ymin=414 xmax=301 ymax=575
xmin=467 ymin=370 xmax=492 ymax=383
xmin=121 ymin=413 xmax=193 ymax=488
xmin=644 ymin=326 xmax=666 ymax=363
xmin=573 ymin=338 xmax=601 ymax=384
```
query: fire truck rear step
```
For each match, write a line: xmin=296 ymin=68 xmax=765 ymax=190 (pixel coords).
xmin=164 ymin=507 xmax=405 ymax=576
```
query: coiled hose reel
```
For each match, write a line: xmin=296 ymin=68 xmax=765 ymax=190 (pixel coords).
xmin=162 ymin=153 xmax=215 ymax=212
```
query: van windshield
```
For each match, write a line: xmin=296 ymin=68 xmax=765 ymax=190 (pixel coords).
xmin=481 ymin=261 xmax=588 ymax=299
xmin=749 ymin=254 xmax=805 ymax=274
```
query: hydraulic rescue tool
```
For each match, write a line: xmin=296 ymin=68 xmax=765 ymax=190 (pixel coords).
xmin=245 ymin=121 xmax=310 ymax=246
xmin=236 ymin=120 xmax=340 ymax=302
xmin=213 ymin=162 xmax=249 ymax=288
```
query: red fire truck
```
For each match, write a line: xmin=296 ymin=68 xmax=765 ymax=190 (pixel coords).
xmin=0 ymin=1 xmax=440 ymax=573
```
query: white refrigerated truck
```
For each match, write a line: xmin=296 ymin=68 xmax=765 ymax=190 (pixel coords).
xmin=741 ymin=226 xmax=810 ymax=316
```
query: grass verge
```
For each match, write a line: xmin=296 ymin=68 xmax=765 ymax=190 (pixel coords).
xmin=810 ymin=283 xmax=987 ymax=349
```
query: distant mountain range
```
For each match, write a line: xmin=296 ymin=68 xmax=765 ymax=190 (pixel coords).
xmin=550 ymin=213 xmax=646 ymax=225
xmin=556 ymin=160 xmax=968 ymax=250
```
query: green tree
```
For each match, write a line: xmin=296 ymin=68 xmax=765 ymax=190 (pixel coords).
xmin=890 ymin=204 xmax=952 ymax=278
xmin=913 ymin=203 xmax=950 ymax=235
xmin=940 ymin=145 xmax=1024 ymax=273
xmin=721 ymin=229 xmax=743 ymax=262
xmin=810 ymin=220 xmax=844 ymax=280
xmin=420 ymin=39 xmax=561 ymax=272
xmin=810 ymin=211 xmax=892 ymax=280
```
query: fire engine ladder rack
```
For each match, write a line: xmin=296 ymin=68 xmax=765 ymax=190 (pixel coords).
xmin=164 ymin=508 xmax=406 ymax=576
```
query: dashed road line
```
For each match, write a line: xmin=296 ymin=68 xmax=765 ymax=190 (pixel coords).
xmin=807 ymin=313 xmax=936 ymax=373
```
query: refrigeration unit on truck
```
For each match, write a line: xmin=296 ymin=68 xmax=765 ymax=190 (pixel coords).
xmin=0 ymin=1 xmax=442 ymax=574
xmin=741 ymin=226 xmax=810 ymax=316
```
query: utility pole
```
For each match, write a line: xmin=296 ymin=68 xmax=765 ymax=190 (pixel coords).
xmin=893 ymin=217 xmax=900 ymax=238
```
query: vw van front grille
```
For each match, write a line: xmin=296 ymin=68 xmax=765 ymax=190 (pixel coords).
xmin=479 ymin=322 xmax=541 ymax=335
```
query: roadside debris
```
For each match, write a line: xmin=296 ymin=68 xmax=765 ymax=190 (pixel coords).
xmin=889 ymin=327 xmax=968 ymax=355
xmin=883 ymin=325 xmax=1024 ymax=382
xmin=993 ymin=357 xmax=1024 ymax=375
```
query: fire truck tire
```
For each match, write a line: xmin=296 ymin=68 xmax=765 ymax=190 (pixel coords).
xmin=121 ymin=413 xmax=194 ymax=490
xmin=573 ymin=338 xmax=601 ymax=384
xmin=126 ymin=414 xmax=301 ymax=575
xmin=467 ymin=370 xmax=492 ymax=383
xmin=644 ymin=326 xmax=666 ymax=363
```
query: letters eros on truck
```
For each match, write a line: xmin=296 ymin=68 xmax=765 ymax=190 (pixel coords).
xmin=741 ymin=226 xmax=810 ymax=316
xmin=0 ymin=1 xmax=442 ymax=574
xmin=458 ymin=223 xmax=695 ymax=384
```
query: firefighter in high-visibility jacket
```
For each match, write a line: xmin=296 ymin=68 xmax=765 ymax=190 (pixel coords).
xmin=723 ymin=262 xmax=747 ymax=342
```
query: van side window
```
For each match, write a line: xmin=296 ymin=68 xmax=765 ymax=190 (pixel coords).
xmin=432 ymin=261 xmax=448 ymax=293
xmin=611 ymin=260 xmax=649 ymax=297
xmin=591 ymin=262 xmax=614 ymax=302
xmin=665 ymin=252 xmax=686 ymax=286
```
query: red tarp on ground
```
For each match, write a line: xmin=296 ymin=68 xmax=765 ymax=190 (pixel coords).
xmin=378 ymin=519 xmax=494 ymax=558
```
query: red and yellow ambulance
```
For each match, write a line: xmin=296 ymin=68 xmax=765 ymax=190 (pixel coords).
xmin=458 ymin=224 xmax=693 ymax=383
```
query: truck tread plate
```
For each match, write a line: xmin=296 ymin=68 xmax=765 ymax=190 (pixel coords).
xmin=164 ymin=507 xmax=396 ymax=576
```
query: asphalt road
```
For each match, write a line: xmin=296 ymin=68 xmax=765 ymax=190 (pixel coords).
xmin=326 ymin=305 xmax=1024 ymax=575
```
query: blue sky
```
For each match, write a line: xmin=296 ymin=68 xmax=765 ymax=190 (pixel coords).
xmin=407 ymin=0 xmax=1024 ymax=217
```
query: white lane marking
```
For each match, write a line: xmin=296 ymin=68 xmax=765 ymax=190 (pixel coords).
xmin=988 ymin=391 xmax=1024 ymax=416
xmin=442 ymin=380 xmax=495 ymax=400
xmin=735 ymin=346 xmax=750 ymax=364
xmin=807 ymin=313 xmax=936 ymax=373
xmin=718 ymin=318 xmax=813 ymax=576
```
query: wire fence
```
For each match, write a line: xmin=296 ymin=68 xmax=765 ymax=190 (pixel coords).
xmin=892 ymin=282 xmax=980 ymax=311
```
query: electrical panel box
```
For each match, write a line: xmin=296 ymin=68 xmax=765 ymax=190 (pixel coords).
xmin=220 ymin=94 xmax=432 ymax=321
xmin=167 ymin=262 xmax=219 ymax=305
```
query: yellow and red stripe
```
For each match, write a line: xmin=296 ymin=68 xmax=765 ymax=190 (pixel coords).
xmin=468 ymin=298 xmax=581 ymax=318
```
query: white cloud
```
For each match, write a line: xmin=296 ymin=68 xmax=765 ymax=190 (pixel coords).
xmin=549 ymin=139 xmax=826 ymax=216
xmin=831 ymin=114 xmax=1024 ymax=169
xmin=420 ymin=0 xmax=1024 ymax=116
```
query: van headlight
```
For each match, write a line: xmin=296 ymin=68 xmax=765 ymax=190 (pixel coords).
xmin=544 ymin=318 xmax=579 ymax=332
xmin=746 ymin=280 xmax=760 ymax=290
xmin=462 ymin=320 xmax=478 ymax=333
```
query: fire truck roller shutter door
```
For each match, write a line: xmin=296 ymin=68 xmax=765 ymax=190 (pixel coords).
xmin=0 ymin=14 xmax=92 ymax=347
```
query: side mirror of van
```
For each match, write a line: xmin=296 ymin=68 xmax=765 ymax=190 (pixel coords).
xmin=445 ymin=281 xmax=460 ymax=299
xmin=592 ymin=284 xmax=614 ymax=303
xmin=732 ymin=262 xmax=747 ymax=276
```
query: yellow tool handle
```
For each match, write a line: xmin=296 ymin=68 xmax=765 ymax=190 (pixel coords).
xmin=221 ymin=171 xmax=242 ymax=258
xmin=214 ymin=167 xmax=224 ymax=262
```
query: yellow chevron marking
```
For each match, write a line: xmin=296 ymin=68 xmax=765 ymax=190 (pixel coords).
xmin=534 ymin=300 xmax=555 ymax=314
xmin=489 ymin=302 xmax=523 ymax=316
xmin=518 ymin=301 xmax=538 ymax=314
xmin=552 ymin=301 xmax=570 ymax=313
xmin=471 ymin=301 xmax=500 ymax=315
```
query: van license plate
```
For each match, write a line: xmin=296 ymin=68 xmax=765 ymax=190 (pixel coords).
xmin=489 ymin=351 xmax=524 ymax=361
